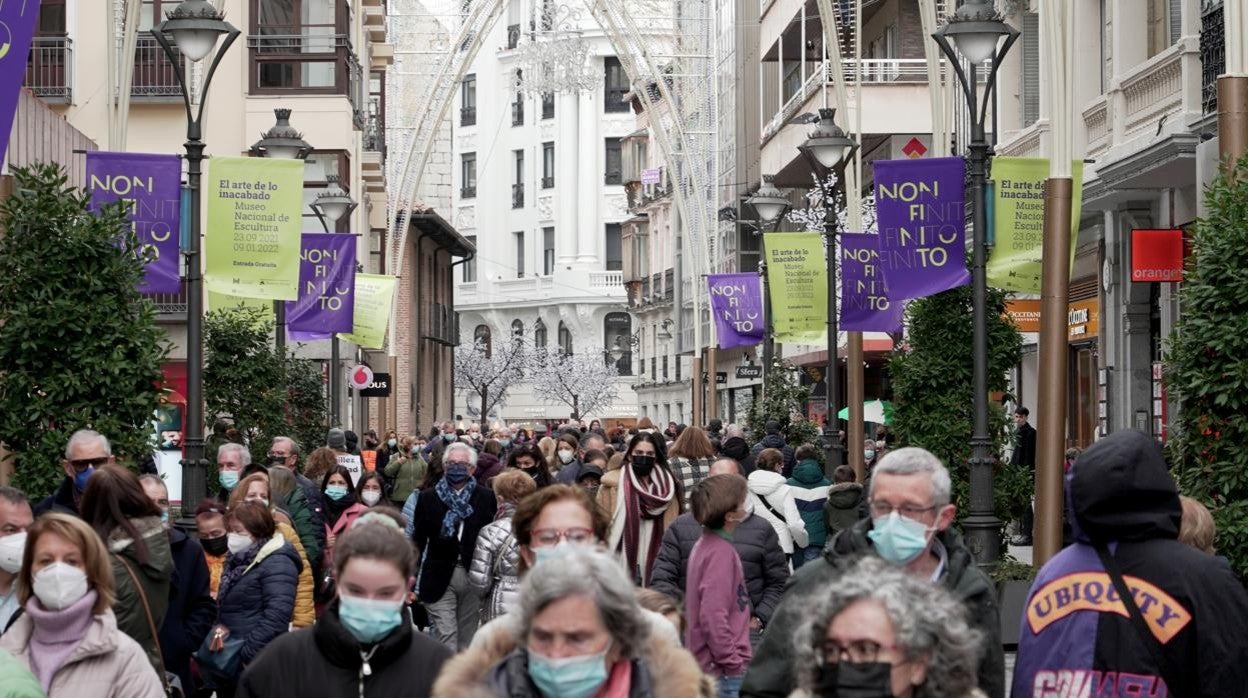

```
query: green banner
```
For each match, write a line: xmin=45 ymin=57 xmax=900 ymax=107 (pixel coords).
xmin=205 ymin=157 xmax=304 ymax=301
xmin=987 ymin=158 xmax=1084 ymax=293
xmin=764 ymin=233 xmax=827 ymax=344
xmin=338 ymin=274 xmax=397 ymax=349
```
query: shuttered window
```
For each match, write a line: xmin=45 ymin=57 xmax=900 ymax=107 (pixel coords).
xmin=1021 ymin=12 xmax=1040 ymax=128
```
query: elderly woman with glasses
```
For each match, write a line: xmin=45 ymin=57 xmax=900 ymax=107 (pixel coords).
xmin=787 ymin=556 xmax=986 ymax=698
xmin=433 ymin=545 xmax=712 ymax=698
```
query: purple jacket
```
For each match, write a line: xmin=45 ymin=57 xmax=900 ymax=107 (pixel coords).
xmin=685 ymin=531 xmax=752 ymax=677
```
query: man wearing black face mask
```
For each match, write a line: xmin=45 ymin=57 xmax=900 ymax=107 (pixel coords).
xmin=410 ymin=442 xmax=497 ymax=650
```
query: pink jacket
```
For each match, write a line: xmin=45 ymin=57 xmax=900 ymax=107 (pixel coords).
xmin=0 ymin=608 xmax=164 ymax=698
xmin=685 ymin=531 xmax=752 ymax=677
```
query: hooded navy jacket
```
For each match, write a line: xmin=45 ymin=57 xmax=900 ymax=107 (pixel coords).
xmin=1011 ymin=430 xmax=1248 ymax=697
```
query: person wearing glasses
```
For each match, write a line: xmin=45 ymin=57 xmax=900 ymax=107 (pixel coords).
xmin=741 ymin=448 xmax=1004 ymax=698
xmin=35 ymin=430 xmax=114 ymax=516
xmin=786 ymin=556 xmax=987 ymax=698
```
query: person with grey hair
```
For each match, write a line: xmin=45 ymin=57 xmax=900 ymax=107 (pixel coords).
xmin=35 ymin=429 xmax=114 ymax=516
xmin=411 ymin=438 xmax=495 ymax=650
xmin=742 ymin=447 xmax=1004 ymax=698
xmin=0 ymin=486 xmax=34 ymax=634
xmin=265 ymin=436 xmax=324 ymax=572
xmin=432 ymin=546 xmax=711 ymax=698
xmin=787 ymin=556 xmax=986 ymax=698
xmin=215 ymin=441 xmax=251 ymax=505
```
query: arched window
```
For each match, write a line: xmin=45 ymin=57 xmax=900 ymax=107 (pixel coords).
xmin=603 ymin=312 xmax=632 ymax=376
xmin=558 ymin=321 xmax=573 ymax=356
xmin=474 ymin=324 xmax=492 ymax=357
xmin=533 ymin=319 xmax=547 ymax=348
xmin=511 ymin=319 xmax=524 ymax=342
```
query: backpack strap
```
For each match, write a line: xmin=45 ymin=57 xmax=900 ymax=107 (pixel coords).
xmin=1093 ymin=542 xmax=1186 ymax=696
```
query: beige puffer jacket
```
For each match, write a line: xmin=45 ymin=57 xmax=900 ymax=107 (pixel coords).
xmin=0 ymin=608 xmax=165 ymax=698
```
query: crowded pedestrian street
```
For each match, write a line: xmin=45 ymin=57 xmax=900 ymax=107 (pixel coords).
xmin=2 ymin=0 xmax=1247 ymax=696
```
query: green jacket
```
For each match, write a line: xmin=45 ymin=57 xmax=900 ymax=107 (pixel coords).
xmin=740 ymin=518 xmax=1005 ymax=698
xmin=109 ymin=516 xmax=174 ymax=679
xmin=384 ymin=453 xmax=427 ymax=504
xmin=0 ymin=646 xmax=44 ymax=698
xmin=283 ymin=485 xmax=321 ymax=567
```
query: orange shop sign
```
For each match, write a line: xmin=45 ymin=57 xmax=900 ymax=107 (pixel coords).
xmin=1067 ymin=299 xmax=1099 ymax=341
xmin=1005 ymin=300 xmax=1041 ymax=333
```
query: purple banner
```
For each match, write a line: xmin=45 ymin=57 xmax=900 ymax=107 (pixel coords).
xmin=285 ymin=233 xmax=356 ymax=337
xmin=0 ymin=0 xmax=40 ymax=163
xmin=873 ymin=156 xmax=970 ymax=300
xmin=840 ymin=234 xmax=903 ymax=332
xmin=86 ymin=152 xmax=183 ymax=294
xmin=707 ymin=273 xmax=765 ymax=349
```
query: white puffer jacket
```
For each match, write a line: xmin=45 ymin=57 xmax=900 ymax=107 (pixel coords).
xmin=747 ymin=469 xmax=808 ymax=555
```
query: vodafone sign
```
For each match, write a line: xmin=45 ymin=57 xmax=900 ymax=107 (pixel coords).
xmin=348 ymin=365 xmax=374 ymax=390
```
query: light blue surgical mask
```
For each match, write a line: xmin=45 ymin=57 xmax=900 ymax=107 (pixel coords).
xmin=325 ymin=484 xmax=350 ymax=501
xmin=499 ymin=438 xmax=512 ymax=448
xmin=387 ymin=439 xmax=397 ymax=449
xmin=338 ymin=594 xmax=404 ymax=645
xmin=219 ymin=470 xmax=239 ymax=491
xmin=159 ymin=509 xmax=170 ymax=527
xmin=867 ymin=511 xmax=931 ymax=565
xmin=532 ymin=541 xmax=577 ymax=564
xmin=528 ymin=641 xmax=612 ymax=698
xmin=443 ymin=433 xmax=456 ymax=442
xmin=864 ymin=449 xmax=876 ymax=461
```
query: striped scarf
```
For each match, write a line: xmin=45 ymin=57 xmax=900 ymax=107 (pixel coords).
xmin=619 ymin=464 xmax=675 ymax=586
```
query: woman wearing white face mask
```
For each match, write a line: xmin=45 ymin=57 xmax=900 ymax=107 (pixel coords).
xmin=228 ymin=474 xmax=315 ymax=629
xmin=0 ymin=512 xmax=164 ymax=697
xmin=237 ymin=510 xmax=454 ymax=697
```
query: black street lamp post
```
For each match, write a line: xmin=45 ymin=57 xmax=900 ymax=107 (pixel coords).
xmin=151 ymin=0 xmax=239 ymax=526
xmin=310 ymin=175 xmax=357 ymax=426
xmin=931 ymin=0 xmax=1018 ymax=565
xmin=745 ymin=177 xmax=791 ymax=382
xmin=797 ymin=108 xmax=858 ymax=470
xmin=250 ymin=108 xmax=312 ymax=355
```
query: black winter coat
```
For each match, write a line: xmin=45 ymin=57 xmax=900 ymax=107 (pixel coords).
xmin=33 ymin=476 xmax=79 ymax=516
xmin=411 ymin=482 xmax=497 ymax=603
xmin=238 ymin=602 xmax=452 ymax=698
xmin=217 ymin=536 xmax=301 ymax=665
xmin=745 ymin=435 xmax=795 ymax=476
xmin=159 ymin=528 xmax=217 ymax=694
xmin=719 ymin=437 xmax=751 ymax=469
xmin=649 ymin=512 xmax=790 ymax=625
xmin=741 ymin=520 xmax=1005 ymax=698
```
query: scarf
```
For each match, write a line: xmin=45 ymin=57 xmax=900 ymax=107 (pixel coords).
xmin=435 ymin=477 xmax=476 ymax=539
xmin=218 ymin=538 xmax=263 ymax=600
xmin=619 ymin=463 xmax=674 ymax=586
xmin=26 ymin=590 xmax=98 ymax=693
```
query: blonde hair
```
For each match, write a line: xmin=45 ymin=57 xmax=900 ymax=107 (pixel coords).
xmin=537 ymin=436 xmax=557 ymax=466
xmin=492 ymin=469 xmax=538 ymax=505
xmin=19 ymin=513 xmax=115 ymax=615
xmin=1178 ymin=495 xmax=1216 ymax=554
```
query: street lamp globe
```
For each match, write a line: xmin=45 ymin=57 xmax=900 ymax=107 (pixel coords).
xmin=251 ymin=108 xmax=313 ymax=160
xmin=748 ymin=175 xmax=791 ymax=225
xmin=935 ymin=0 xmax=1012 ymax=65
xmin=313 ymin=175 xmax=358 ymax=226
xmin=799 ymin=108 xmax=858 ymax=172
xmin=158 ymin=0 xmax=231 ymax=62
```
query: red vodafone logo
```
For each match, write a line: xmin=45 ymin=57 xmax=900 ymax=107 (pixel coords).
xmin=349 ymin=365 xmax=374 ymax=390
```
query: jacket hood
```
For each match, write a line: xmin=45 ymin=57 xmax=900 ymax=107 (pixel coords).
xmin=789 ymin=460 xmax=828 ymax=486
xmin=748 ymin=469 xmax=787 ymax=496
xmin=1070 ymin=430 xmax=1180 ymax=543
xmin=757 ymin=434 xmax=788 ymax=449
xmin=827 ymin=482 xmax=863 ymax=507
xmin=720 ymin=437 xmax=749 ymax=460
xmin=110 ymin=516 xmax=174 ymax=576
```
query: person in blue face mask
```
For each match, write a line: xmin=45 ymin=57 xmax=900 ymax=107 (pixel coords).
xmin=215 ymin=443 xmax=250 ymax=506
xmin=236 ymin=510 xmax=454 ymax=698
xmin=434 ymin=545 xmax=712 ymax=698
xmin=741 ymin=448 xmax=1006 ymax=698
xmin=35 ymin=429 xmax=114 ymax=516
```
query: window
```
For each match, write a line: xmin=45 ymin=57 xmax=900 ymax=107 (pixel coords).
xmin=1020 ymin=12 xmax=1039 ymax=127
xmin=662 ymin=355 xmax=669 ymax=380
xmin=542 ymin=92 xmax=555 ymax=119
xmin=463 ymin=236 xmax=477 ymax=282
xmin=512 ymin=319 xmax=524 ymax=341
xmin=25 ymin=0 xmax=70 ymax=101
xmin=534 ymin=319 xmax=548 ymax=348
xmin=605 ymin=223 xmax=623 ymax=271
xmin=474 ymin=324 xmax=492 ymax=356
xmin=301 ymin=152 xmax=351 ymax=232
xmin=461 ymin=152 xmax=477 ymax=198
xmin=542 ymin=142 xmax=555 ymax=188
xmin=543 ymin=227 xmax=555 ymax=275
xmin=604 ymin=312 xmax=632 ymax=376
xmin=1146 ymin=0 xmax=1179 ymax=58
xmin=512 ymin=73 xmax=524 ymax=125
xmin=461 ymin=74 xmax=477 ymax=126
xmin=250 ymin=0 xmax=348 ymax=93
xmin=604 ymin=56 xmax=629 ymax=112
xmin=514 ymin=231 xmax=525 ymax=278
xmin=604 ymin=138 xmax=622 ymax=185
xmin=513 ymin=150 xmax=525 ymax=209
xmin=558 ymin=322 xmax=573 ymax=355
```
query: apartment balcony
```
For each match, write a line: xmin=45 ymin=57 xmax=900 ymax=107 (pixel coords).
xmin=24 ymin=37 xmax=72 ymax=103
xmin=1201 ymin=0 xmax=1224 ymax=115
xmin=588 ymin=271 xmax=624 ymax=290
xmin=663 ymin=268 xmax=674 ymax=302
xmin=362 ymin=96 xmax=386 ymax=192
xmin=247 ymin=32 xmax=367 ymax=128
xmin=760 ymin=59 xmax=935 ymax=186
xmin=512 ymin=183 xmax=525 ymax=209
xmin=149 ymin=280 xmax=189 ymax=320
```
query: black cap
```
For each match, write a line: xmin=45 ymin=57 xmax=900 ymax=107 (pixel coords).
xmin=576 ymin=465 xmax=605 ymax=483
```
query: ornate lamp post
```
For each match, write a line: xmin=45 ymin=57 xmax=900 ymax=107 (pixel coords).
xmin=151 ymin=0 xmax=239 ymax=525
xmin=796 ymin=108 xmax=858 ymax=470
xmin=309 ymin=175 xmax=357 ymax=426
xmin=745 ymin=176 xmax=792 ymax=381
xmin=931 ymin=0 xmax=1018 ymax=565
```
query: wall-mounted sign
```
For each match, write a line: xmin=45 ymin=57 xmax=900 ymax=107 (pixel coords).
xmin=1067 ymin=298 xmax=1100 ymax=342
xmin=715 ymin=372 xmax=727 ymax=384
xmin=736 ymin=365 xmax=763 ymax=379
xmin=1004 ymin=299 xmax=1041 ymax=333
xmin=359 ymin=372 xmax=391 ymax=397
xmin=348 ymin=364 xmax=374 ymax=390
xmin=1131 ymin=228 xmax=1185 ymax=282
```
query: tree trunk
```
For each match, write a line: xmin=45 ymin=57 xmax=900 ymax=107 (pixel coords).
xmin=481 ymin=388 xmax=489 ymax=431
xmin=572 ymin=395 xmax=580 ymax=422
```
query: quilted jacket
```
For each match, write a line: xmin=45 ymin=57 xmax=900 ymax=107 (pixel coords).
xmin=216 ymin=535 xmax=300 ymax=665
xmin=468 ymin=514 xmax=522 ymax=623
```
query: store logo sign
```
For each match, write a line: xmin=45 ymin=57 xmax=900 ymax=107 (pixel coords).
xmin=1131 ymin=229 xmax=1185 ymax=283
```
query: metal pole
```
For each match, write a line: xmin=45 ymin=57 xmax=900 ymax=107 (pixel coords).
xmin=1035 ymin=177 xmax=1073 ymax=565
xmin=706 ymin=346 xmax=719 ymax=422
xmin=691 ymin=356 xmax=704 ymax=428
xmin=759 ymin=234 xmax=774 ymax=380
xmin=823 ymin=197 xmax=841 ymax=471
xmin=964 ymin=64 xmax=1002 ymax=566
xmin=275 ymin=301 xmax=285 ymax=354
xmin=180 ymin=126 xmax=207 ymax=522
xmin=1219 ymin=76 xmax=1248 ymax=168
xmin=330 ymin=337 xmax=340 ymax=427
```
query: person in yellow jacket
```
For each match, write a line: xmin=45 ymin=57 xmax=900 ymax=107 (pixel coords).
xmin=231 ymin=474 xmax=316 ymax=627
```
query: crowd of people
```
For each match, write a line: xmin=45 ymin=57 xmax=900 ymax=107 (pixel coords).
xmin=0 ymin=418 xmax=1244 ymax=698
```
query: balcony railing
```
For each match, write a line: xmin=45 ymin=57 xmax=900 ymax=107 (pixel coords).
xmin=663 ymin=268 xmax=674 ymax=301
xmin=512 ymin=183 xmax=525 ymax=209
xmin=461 ymin=105 xmax=477 ymax=126
xmin=542 ymin=92 xmax=555 ymax=119
xmin=461 ymin=185 xmax=476 ymax=198
xmin=605 ymin=88 xmax=630 ymax=112
xmin=363 ymin=96 xmax=385 ymax=155
xmin=131 ymin=36 xmax=181 ymax=98
xmin=605 ymin=170 xmax=622 ymax=185
xmin=24 ymin=37 xmax=72 ymax=102
xmin=512 ymin=100 xmax=524 ymax=125
xmin=148 ymin=280 xmax=188 ymax=317
xmin=542 ymin=175 xmax=554 ymax=189
xmin=588 ymin=271 xmax=623 ymax=289
xmin=247 ymin=32 xmax=364 ymax=119
xmin=1201 ymin=0 xmax=1224 ymax=115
